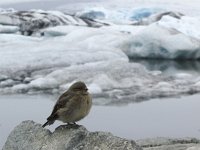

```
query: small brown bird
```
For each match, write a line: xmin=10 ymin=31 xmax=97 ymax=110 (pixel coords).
xmin=42 ymin=81 xmax=92 ymax=127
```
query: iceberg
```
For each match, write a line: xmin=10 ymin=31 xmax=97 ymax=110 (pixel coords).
xmin=1 ymin=58 xmax=200 ymax=105
xmin=0 ymin=24 xmax=19 ymax=33
xmin=130 ymin=8 xmax=163 ymax=21
xmin=157 ymin=15 xmax=200 ymax=40
xmin=0 ymin=9 xmax=109 ymax=35
xmin=132 ymin=11 xmax=183 ymax=25
xmin=123 ymin=24 xmax=200 ymax=59
xmin=76 ymin=7 xmax=164 ymax=24
xmin=0 ymin=8 xmax=200 ymax=104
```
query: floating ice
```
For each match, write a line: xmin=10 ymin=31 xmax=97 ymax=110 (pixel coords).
xmin=1 ymin=60 xmax=200 ymax=105
xmin=0 ymin=24 xmax=19 ymax=33
xmin=174 ymin=73 xmax=193 ymax=79
xmin=0 ymin=8 xmax=200 ymax=104
xmin=132 ymin=11 xmax=183 ymax=25
xmin=0 ymin=31 xmax=127 ymax=74
xmin=158 ymin=15 xmax=200 ymax=39
xmin=131 ymin=8 xmax=163 ymax=21
xmin=76 ymin=7 xmax=164 ymax=24
xmin=123 ymin=24 xmax=200 ymax=59
xmin=0 ymin=9 xmax=108 ymax=35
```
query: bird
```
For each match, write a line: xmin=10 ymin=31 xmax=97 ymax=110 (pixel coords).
xmin=42 ymin=81 xmax=92 ymax=128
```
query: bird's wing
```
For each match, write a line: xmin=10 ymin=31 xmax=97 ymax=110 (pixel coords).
xmin=47 ymin=91 xmax=75 ymax=120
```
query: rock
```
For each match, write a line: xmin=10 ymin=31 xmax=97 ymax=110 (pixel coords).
xmin=137 ymin=137 xmax=200 ymax=150
xmin=3 ymin=120 xmax=142 ymax=150
xmin=3 ymin=120 xmax=200 ymax=150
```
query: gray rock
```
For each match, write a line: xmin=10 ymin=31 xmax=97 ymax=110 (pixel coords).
xmin=137 ymin=137 xmax=200 ymax=150
xmin=3 ymin=120 xmax=141 ymax=150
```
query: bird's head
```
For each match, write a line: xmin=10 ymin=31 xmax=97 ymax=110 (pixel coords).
xmin=69 ymin=81 xmax=88 ymax=92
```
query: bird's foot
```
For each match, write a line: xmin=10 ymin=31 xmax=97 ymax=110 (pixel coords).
xmin=55 ymin=124 xmax=68 ymax=130
xmin=67 ymin=122 xmax=76 ymax=125
xmin=67 ymin=122 xmax=80 ymax=129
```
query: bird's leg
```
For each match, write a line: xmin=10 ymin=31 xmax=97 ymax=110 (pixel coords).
xmin=66 ymin=122 xmax=80 ymax=128
xmin=67 ymin=122 xmax=74 ymax=125
xmin=67 ymin=122 xmax=77 ymax=125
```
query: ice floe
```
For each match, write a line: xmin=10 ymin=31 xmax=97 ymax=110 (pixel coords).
xmin=123 ymin=24 xmax=200 ymax=59
xmin=0 ymin=24 xmax=19 ymax=33
xmin=0 ymin=9 xmax=109 ymax=35
xmin=1 ymin=8 xmax=200 ymax=104
xmin=76 ymin=7 xmax=164 ymax=24
xmin=157 ymin=15 xmax=200 ymax=39
xmin=1 ymin=59 xmax=200 ymax=105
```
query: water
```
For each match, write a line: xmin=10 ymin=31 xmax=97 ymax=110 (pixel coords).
xmin=0 ymin=94 xmax=200 ymax=148
xmin=131 ymin=59 xmax=200 ymax=76
xmin=1 ymin=0 xmax=200 ymax=149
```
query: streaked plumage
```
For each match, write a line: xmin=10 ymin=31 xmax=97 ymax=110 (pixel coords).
xmin=42 ymin=81 xmax=92 ymax=127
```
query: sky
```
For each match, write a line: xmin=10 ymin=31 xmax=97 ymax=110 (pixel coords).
xmin=1 ymin=0 xmax=200 ymax=16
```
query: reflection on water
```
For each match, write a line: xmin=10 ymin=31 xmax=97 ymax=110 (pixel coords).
xmin=0 ymin=94 xmax=200 ymax=148
xmin=131 ymin=59 xmax=200 ymax=76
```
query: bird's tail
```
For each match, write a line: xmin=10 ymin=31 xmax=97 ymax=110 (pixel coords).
xmin=42 ymin=119 xmax=55 ymax=128
xmin=42 ymin=121 xmax=49 ymax=128
xmin=42 ymin=114 xmax=58 ymax=128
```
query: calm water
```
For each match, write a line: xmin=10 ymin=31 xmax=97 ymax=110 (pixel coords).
xmin=0 ymin=94 xmax=200 ymax=148
xmin=0 ymin=60 xmax=200 ymax=149
xmin=1 ymin=0 xmax=200 ymax=148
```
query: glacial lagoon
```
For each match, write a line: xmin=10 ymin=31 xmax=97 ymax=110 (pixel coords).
xmin=0 ymin=92 xmax=200 ymax=148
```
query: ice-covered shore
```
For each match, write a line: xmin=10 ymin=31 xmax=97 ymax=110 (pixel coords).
xmin=1 ymin=8 xmax=200 ymax=104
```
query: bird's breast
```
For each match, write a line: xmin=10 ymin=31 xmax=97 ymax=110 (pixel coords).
xmin=80 ymin=94 xmax=92 ymax=115
xmin=58 ymin=94 xmax=92 ymax=123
